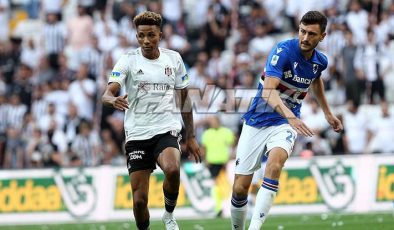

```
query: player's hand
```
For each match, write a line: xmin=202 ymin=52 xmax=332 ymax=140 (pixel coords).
xmin=186 ymin=137 xmax=202 ymax=163
xmin=326 ymin=114 xmax=343 ymax=133
xmin=111 ymin=94 xmax=129 ymax=111
xmin=288 ymin=117 xmax=314 ymax=137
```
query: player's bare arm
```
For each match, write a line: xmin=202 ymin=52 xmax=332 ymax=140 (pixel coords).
xmin=311 ymin=78 xmax=343 ymax=132
xmin=178 ymin=87 xmax=202 ymax=163
xmin=262 ymin=76 xmax=314 ymax=137
xmin=102 ymin=82 xmax=129 ymax=111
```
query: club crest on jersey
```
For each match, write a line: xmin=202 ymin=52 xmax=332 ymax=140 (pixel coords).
xmin=313 ymin=64 xmax=318 ymax=74
xmin=165 ymin=66 xmax=172 ymax=77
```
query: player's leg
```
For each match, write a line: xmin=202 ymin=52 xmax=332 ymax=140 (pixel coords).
xmin=125 ymin=139 xmax=156 ymax=230
xmin=155 ymin=132 xmax=182 ymax=230
xmin=157 ymin=147 xmax=181 ymax=230
xmin=248 ymin=148 xmax=287 ymax=230
xmin=248 ymin=125 xmax=296 ymax=230
xmin=247 ymin=155 xmax=267 ymax=218
xmin=231 ymin=123 xmax=267 ymax=230
xmin=130 ymin=169 xmax=152 ymax=230
xmin=232 ymin=173 xmax=253 ymax=230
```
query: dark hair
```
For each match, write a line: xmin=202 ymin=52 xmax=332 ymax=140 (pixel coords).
xmin=300 ymin=11 xmax=327 ymax=32
xmin=133 ymin=11 xmax=162 ymax=28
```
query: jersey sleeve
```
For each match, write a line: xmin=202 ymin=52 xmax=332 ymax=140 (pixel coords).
xmin=174 ymin=53 xmax=189 ymax=89
xmin=108 ymin=54 xmax=129 ymax=88
xmin=264 ymin=44 xmax=289 ymax=79
xmin=316 ymin=52 xmax=329 ymax=78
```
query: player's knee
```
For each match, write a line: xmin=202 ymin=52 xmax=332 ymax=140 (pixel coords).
xmin=265 ymin=162 xmax=284 ymax=177
xmin=162 ymin=164 xmax=180 ymax=179
xmin=133 ymin=194 xmax=148 ymax=209
xmin=232 ymin=182 xmax=249 ymax=197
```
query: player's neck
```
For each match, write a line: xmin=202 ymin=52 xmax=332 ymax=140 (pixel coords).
xmin=142 ymin=49 xmax=160 ymax=60
xmin=301 ymin=50 xmax=314 ymax=60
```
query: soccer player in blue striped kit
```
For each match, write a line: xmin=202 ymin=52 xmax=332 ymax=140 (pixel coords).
xmin=230 ymin=11 xmax=343 ymax=230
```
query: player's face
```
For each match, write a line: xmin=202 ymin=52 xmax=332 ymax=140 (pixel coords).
xmin=136 ymin=25 xmax=162 ymax=59
xmin=298 ymin=23 xmax=326 ymax=53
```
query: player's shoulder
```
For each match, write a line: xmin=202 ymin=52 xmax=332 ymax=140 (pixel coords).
xmin=275 ymin=38 xmax=297 ymax=52
xmin=124 ymin=48 xmax=141 ymax=57
xmin=313 ymin=49 xmax=328 ymax=68
xmin=159 ymin=47 xmax=181 ymax=57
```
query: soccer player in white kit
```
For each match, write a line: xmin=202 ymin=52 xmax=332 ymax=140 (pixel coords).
xmin=230 ymin=11 xmax=343 ymax=230
xmin=102 ymin=11 xmax=201 ymax=230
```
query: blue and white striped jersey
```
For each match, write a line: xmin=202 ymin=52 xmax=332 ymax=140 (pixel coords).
xmin=243 ymin=38 xmax=328 ymax=127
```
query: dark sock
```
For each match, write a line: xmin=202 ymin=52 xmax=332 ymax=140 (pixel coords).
xmin=163 ymin=189 xmax=178 ymax=213
xmin=231 ymin=193 xmax=248 ymax=208
xmin=136 ymin=220 xmax=150 ymax=230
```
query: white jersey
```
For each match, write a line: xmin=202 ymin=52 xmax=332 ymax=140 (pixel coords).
xmin=108 ymin=47 xmax=189 ymax=141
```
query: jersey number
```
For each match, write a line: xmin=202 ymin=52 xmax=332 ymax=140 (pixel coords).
xmin=286 ymin=130 xmax=295 ymax=143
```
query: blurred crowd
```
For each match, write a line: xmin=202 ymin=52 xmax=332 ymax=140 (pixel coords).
xmin=0 ymin=0 xmax=394 ymax=170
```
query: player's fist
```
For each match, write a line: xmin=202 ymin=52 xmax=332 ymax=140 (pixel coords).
xmin=112 ymin=94 xmax=129 ymax=111
xmin=288 ymin=117 xmax=314 ymax=137
xmin=186 ymin=137 xmax=202 ymax=163
xmin=326 ymin=114 xmax=343 ymax=133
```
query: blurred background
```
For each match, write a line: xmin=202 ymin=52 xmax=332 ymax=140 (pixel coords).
xmin=0 ymin=0 xmax=393 ymax=228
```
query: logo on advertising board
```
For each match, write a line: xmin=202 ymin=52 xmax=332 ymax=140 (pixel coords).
xmin=54 ymin=169 xmax=96 ymax=217
xmin=310 ymin=161 xmax=355 ymax=210
xmin=0 ymin=169 xmax=96 ymax=218
xmin=376 ymin=165 xmax=394 ymax=202
xmin=114 ymin=164 xmax=215 ymax=213
xmin=275 ymin=160 xmax=355 ymax=210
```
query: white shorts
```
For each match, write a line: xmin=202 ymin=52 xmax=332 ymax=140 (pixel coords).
xmin=235 ymin=123 xmax=297 ymax=175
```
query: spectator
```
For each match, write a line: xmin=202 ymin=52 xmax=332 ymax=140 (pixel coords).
xmin=354 ymin=28 xmax=386 ymax=104
xmin=346 ymin=0 xmax=369 ymax=45
xmin=0 ymin=0 xmax=10 ymax=42
xmin=71 ymin=120 xmax=101 ymax=166
xmin=42 ymin=12 xmax=67 ymax=56
xmin=65 ymin=4 xmax=94 ymax=70
xmin=0 ymin=94 xmax=8 ymax=166
xmin=160 ymin=24 xmax=191 ymax=55
xmin=341 ymin=30 xmax=364 ymax=104
xmin=6 ymin=94 xmax=27 ymax=130
xmin=101 ymin=129 xmax=122 ymax=165
xmin=367 ymin=102 xmax=394 ymax=153
xmin=68 ymin=63 xmax=96 ymax=121
xmin=343 ymin=101 xmax=369 ymax=154
xmin=3 ymin=127 xmax=25 ymax=169
xmin=63 ymin=103 xmax=82 ymax=145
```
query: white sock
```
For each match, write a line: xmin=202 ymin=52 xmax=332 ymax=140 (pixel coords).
xmin=231 ymin=195 xmax=248 ymax=230
xmin=162 ymin=210 xmax=173 ymax=219
xmin=248 ymin=178 xmax=278 ymax=230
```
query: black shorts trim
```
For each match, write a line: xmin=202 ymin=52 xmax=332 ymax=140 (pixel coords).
xmin=125 ymin=131 xmax=181 ymax=174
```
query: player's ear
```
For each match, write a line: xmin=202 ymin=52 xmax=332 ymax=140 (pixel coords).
xmin=320 ymin=32 xmax=327 ymax=42
xmin=159 ymin=31 xmax=163 ymax=40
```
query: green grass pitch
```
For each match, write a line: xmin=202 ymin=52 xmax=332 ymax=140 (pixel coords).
xmin=1 ymin=213 xmax=393 ymax=230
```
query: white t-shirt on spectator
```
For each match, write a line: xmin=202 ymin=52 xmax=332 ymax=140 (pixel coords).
xmin=0 ymin=0 xmax=10 ymax=41
xmin=343 ymin=111 xmax=368 ymax=154
xmin=346 ymin=10 xmax=368 ymax=45
xmin=42 ymin=0 xmax=62 ymax=14
xmin=38 ymin=113 xmax=65 ymax=132
xmin=248 ymin=36 xmax=276 ymax=57
xmin=45 ymin=89 xmax=71 ymax=118
xmin=68 ymin=79 xmax=96 ymax=120
xmin=368 ymin=115 xmax=394 ymax=153
xmin=159 ymin=35 xmax=188 ymax=52
xmin=162 ymin=0 xmax=182 ymax=22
